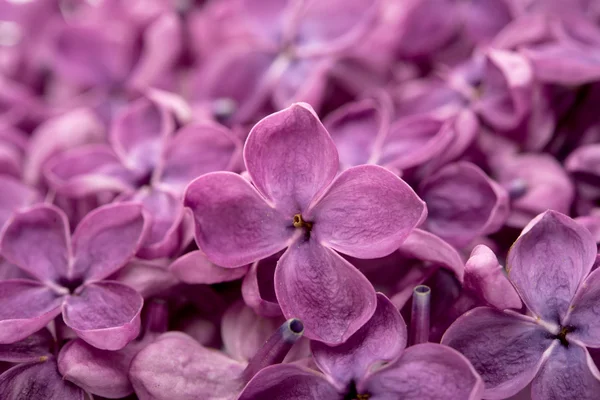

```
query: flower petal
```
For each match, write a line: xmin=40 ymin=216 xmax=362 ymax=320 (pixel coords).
xmin=242 ymin=256 xmax=282 ymax=317
xmin=238 ymin=364 xmax=341 ymax=400
xmin=325 ymin=96 xmax=391 ymax=169
xmin=159 ymin=122 xmax=241 ymax=194
xmin=380 ymin=115 xmax=455 ymax=171
xmin=184 ymin=172 xmax=293 ymax=268
xmin=566 ymin=268 xmax=600 ymax=347
xmin=297 ymin=0 xmax=380 ymax=54
xmin=494 ymin=153 xmax=575 ymax=228
xmin=0 ymin=359 xmax=84 ymax=400
xmin=58 ymin=338 xmax=146 ymax=398
xmin=464 ymin=245 xmax=522 ymax=310
xmin=442 ymin=307 xmax=553 ymax=399
xmin=24 ymin=108 xmax=104 ymax=186
xmin=275 ymin=240 xmax=376 ymax=345
xmin=0 ymin=175 xmax=39 ymax=230
xmin=531 ymin=343 xmax=600 ymax=400
xmin=361 ymin=343 xmax=483 ymax=400
xmin=523 ymin=42 xmax=600 ymax=86
xmin=169 ymin=251 xmax=248 ymax=285
xmin=506 ymin=210 xmax=597 ymax=323
xmin=221 ymin=301 xmax=280 ymax=362
xmin=0 ymin=328 xmax=53 ymax=362
xmin=0 ymin=205 xmax=70 ymax=281
xmin=62 ymin=281 xmax=143 ymax=350
xmin=0 ymin=280 xmax=63 ymax=344
xmin=420 ymin=161 xmax=509 ymax=248
xmin=45 ymin=145 xmax=136 ymax=198
xmin=110 ymin=98 xmax=173 ymax=174
xmin=128 ymin=13 xmax=182 ymax=90
xmin=312 ymin=293 xmax=407 ymax=388
xmin=244 ymin=102 xmax=339 ymax=217
xmin=71 ymin=203 xmax=146 ymax=282
xmin=123 ymin=187 xmax=184 ymax=259
xmin=130 ymin=331 xmax=245 ymax=400
xmin=310 ymin=165 xmax=426 ymax=259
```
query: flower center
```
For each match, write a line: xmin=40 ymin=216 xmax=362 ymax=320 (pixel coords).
xmin=292 ymin=214 xmax=313 ymax=231
xmin=345 ymin=381 xmax=370 ymax=400
xmin=56 ymin=276 xmax=84 ymax=295
xmin=554 ymin=325 xmax=574 ymax=347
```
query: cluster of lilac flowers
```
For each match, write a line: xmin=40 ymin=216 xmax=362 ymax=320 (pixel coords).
xmin=1 ymin=0 xmax=600 ymax=399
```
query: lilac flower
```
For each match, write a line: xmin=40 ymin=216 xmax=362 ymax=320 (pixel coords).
xmin=239 ymin=293 xmax=483 ymax=400
xmin=0 ymin=202 xmax=147 ymax=350
xmin=184 ymin=102 xmax=426 ymax=344
xmin=46 ymin=97 xmax=241 ymax=258
xmin=443 ymin=210 xmax=600 ymax=399
xmin=419 ymin=161 xmax=509 ymax=248
xmin=492 ymin=153 xmax=575 ymax=227
xmin=189 ymin=0 xmax=381 ymax=123
xmin=0 ymin=329 xmax=84 ymax=400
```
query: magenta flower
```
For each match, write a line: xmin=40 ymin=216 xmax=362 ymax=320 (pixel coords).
xmin=0 ymin=203 xmax=147 ymax=350
xmin=190 ymin=0 xmax=381 ymax=123
xmin=443 ymin=210 xmax=600 ymax=399
xmin=46 ymin=97 xmax=241 ymax=258
xmin=184 ymin=103 xmax=426 ymax=344
xmin=239 ymin=293 xmax=483 ymax=400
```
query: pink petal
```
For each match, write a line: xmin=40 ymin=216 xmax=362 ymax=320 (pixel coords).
xmin=507 ymin=211 xmax=597 ymax=323
xmin=566 ymin=268 xmax=600 ymax=347
xmin=464 ymin=245 xmax=522 ymax=310
xmin=62 ymin=281 xmax=143 ymax=350
xmin=420 ymin=161 xmax=509 ymax=248
xmin=275 ymin=240 xmax=376 ymax=345
xmin=24 ymin=108 xmax=104 ymax=186
xmin=0 ymin=175 xmax=39 ymax=230
xmin=531 ymin=343 xmax=600 ymax=400
xmin=128 ymin=13 xmax=182 ymax=90
xmin=360 ymin=343 xmax=484 ymax=400
xmin=45 ymin=145 xmax=136 ymax=198
xmin=184 ymin=172 xmax=293 ymax=268
xmin=244 ymin=103 xmax=339 ymax=217
xmin=442 ymin=307 xmax=553 ymax=399
xmin=312 ymin=293 xmax=407 ymax=388
xmin=1 ymin=205 xmax=71 ymax=281
xmin=0 ymin=358 xmax=85 ymax=400
xmin=0 ymin=328 xmax=54 ymax=363
xmin=130 ymin=331 xmax=246 ymax=400
xmin=159 ymin=122 xmax=241 ymax=194
xmin=123 ymin=187 xmax=184 ymax=259
xmin=309 ymin=165 xmax=427 ymax=259
xmin=169 ymin=251 xmax=248 ymax=285
xmin=324 ymin=96 xmax=392 ymax=169
xmin=110 ymin=97 xmax=173 ymax=174
xmin=0 ymin=280 xmax=63 ymax=344
xmin=221 ymin=301 xmax=281 ymax=362
xmin=71 ymin=203 xmax=147 ymax=281
xmin=238 ymin=364 xmax=340 ymax=400
xmin=241 ymin=256 xmax=282 ymax=317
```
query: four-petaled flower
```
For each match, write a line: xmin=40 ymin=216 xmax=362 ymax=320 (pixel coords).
xmin=0 ymin=203 xmax=147 ymax=350
xmin=443 ymin=210 xmax=600 ymax=399
xmin=184 ymin=102 xmax=426 ymax=344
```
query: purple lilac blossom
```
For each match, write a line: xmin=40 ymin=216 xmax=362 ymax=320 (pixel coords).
xmin=184 ymin=102 xmax=427 ymax=344
xmin=443 ymin=211 xmax=600 ymax=400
